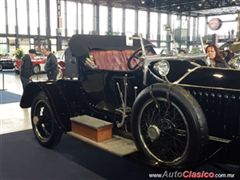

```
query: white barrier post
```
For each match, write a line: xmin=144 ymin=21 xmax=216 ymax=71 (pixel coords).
xmin=0 ymin=70 xmax=5 ymax=91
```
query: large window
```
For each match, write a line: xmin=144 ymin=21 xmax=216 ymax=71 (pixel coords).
xmin=112 ymin=7 xmax=123 ymax=35
xmin=39 ymin=0 xmax=46 ymax=35
xmin=150 ymin=12 xmax=158 ymax=40
xmin=67 ymin=1 xmax=77 ymax=36
xmin=189 ymin=17 xmax=194 ymax=41
xmin=77 ymin=3 xmax=82 ymax=33
xmin=171 ymin=14 xmax=180 ymax=31
xmin=180 ymin=16 xmax=188 ymax=44
xmin=171 ymin=15 xmax=180 ymax=47
xmin=29 ymin=0 xmax=38 ymax=35
xmin=99 ymin=6 xmax=108 ymax=35
xmin=7 ymin=0 xmax=16 ymax=34
xmin=83 ymin=3 xmax=93 ymax=34
xmin=138 ymin=10 xmax=147 ymax=38
xmin=125 ymin=9 xmax=135 ymax=35
xmin=0 ymin=1 xmax=6 ymax=34
xmin=17 ymin=0 xmax=28 ymax=35
xmin=50 ymin=0 xmax=57 ymax=36
xmin=160 ymin=13 xmax=167 ymax=41
xmin=198 ymin=16 xmax=206 ymax=37
xmin=0 ymin=38 xmax=7 ymax=54
xmin=50 ymin=38 xmax=56 ymax=52
xmin=61 ymin=1 xmax=66 ymax=36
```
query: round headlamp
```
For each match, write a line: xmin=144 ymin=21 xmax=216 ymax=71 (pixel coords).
xmin=153 ymin=60 xmax=170 ymax=77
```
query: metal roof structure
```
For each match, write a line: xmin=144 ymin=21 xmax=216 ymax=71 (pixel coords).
xmin=81 ymin=0 xmax=240 ymax=16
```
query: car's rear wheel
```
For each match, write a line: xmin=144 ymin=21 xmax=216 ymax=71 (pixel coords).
xmin=131 ymin=84 xmax=208 ymax=168
xmin=0 ymin=64 xmax=3 ymax=71
xmin=33 ymin=65 xmax=40 ymax=74
xmin=31 ymin=92 xmax=62 ymax=147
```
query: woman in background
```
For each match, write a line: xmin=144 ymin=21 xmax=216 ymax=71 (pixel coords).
xmin=205 ymin=44 xmax=228 ymax=68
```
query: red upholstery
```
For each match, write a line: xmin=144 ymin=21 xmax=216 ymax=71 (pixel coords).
xmin=89 ymin=50 xmax=136 ymax=71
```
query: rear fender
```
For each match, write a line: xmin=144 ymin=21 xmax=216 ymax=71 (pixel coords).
xmin=20 ymin=81 xmax=74 ymax=131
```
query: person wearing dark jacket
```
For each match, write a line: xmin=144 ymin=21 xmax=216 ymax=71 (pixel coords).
xmin=20 ymin=49 xmax=36 ymax=89
xmin=205 ymin=44 xmax=229 ymax=68
xmin=42 ymin=47 xmax=58 ymax=80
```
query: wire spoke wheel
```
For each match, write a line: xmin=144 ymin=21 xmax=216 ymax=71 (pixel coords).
xmin=139 ymin=98 xmax=189 ymax=164
xmin=32 ymin=102 xmax=54 ymax=141
xmin=131 ymin=84 xmax=208 ymax=168
xmin=31 ymin=92 xmax=62 ymax=147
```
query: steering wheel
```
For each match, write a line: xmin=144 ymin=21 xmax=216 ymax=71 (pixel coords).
xmin=127 ymin=44 xmax=155 ymax=70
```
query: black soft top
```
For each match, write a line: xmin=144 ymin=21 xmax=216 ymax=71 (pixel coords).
xmin=69 ymin=34 xmax=152 ymax=60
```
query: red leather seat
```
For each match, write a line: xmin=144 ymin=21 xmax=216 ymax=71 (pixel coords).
xmin=90 ymin=50 xmax=135 ymax=71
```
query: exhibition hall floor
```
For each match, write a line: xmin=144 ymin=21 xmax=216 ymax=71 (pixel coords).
xmin=0 ymin=71 xmax=49 ymax=135
xmin=0 ymin=71 xmax=31 ymax=135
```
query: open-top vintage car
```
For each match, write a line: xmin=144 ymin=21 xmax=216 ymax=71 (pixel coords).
xmin=20 ymin=34 xmax=240 ymax=169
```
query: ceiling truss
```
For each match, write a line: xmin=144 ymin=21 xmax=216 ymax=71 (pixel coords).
xmin=79 ymin=0 xmax=240 ymax=16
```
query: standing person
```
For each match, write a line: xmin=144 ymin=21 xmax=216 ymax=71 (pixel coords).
xmin=42 ymin=47 xmax=59 ymax=80
xmin=205 ymin=44 xmax=228 ymax=68
xmin=20 ymin=49 xmax=36 ymax=89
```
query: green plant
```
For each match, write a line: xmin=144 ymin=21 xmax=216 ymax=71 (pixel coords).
xmin=15 ymin=48 xmax=23 ymax=59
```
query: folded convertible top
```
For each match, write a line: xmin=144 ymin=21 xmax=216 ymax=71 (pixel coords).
xmin=69 ymin=34 xmax=151 ymax=60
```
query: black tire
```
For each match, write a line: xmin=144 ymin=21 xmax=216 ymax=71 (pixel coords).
xmin=33 ymin=65 xmax=40 ymax=74
xmin=131 ymin=83 xmax=208 ymax=168
xmin=0 ymin=64 xmax=3 ymax=71
xmin=31 ymin=92 xmax=63 ymax=147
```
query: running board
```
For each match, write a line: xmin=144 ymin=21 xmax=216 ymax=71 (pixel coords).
xmin=68 ymin=131 xmax=138 ymax=157
xmin=209 ymin=135 xmax=231 ymax=143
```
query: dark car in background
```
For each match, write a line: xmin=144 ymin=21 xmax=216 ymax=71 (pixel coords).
xmin=0 ymin=54 xmax=15 ymax=71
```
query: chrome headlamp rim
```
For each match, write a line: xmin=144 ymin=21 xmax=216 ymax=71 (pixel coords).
xmin=153 ymin=60 xmax=170 ymax=77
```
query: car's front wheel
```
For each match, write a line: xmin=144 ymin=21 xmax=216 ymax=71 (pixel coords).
xmin=131 ymin=84 xmax=208 ymax=168
xmin=31 ymin=92 xmax=63 ymax=147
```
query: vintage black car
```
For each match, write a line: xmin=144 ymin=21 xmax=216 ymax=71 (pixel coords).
xmin=20 ymin=34 xmax=240 ymax=169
